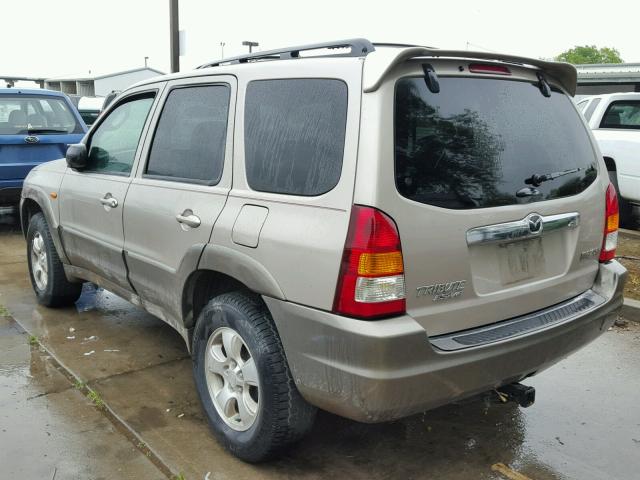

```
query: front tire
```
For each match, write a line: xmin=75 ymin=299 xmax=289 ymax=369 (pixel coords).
xmin=26 ymin=212 xmax=82 ymax=307
xmin=192 ymin=292 xmax=316 ymax=462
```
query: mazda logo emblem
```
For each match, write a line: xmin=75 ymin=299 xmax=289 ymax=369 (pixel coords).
xmin=528 ymin=214 xmax=543 ymax=233
xmin=24 ymin=135 xmax=40 ymax=144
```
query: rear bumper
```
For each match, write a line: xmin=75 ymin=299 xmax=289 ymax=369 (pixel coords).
xmin=0 ymin=182 xmax=23 ymax=205
xmin=264 ymin=260 xmax=627 ymax=423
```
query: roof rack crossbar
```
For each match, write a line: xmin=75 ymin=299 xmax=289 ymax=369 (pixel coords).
xmin=197 ymin=38 xmax=375 ymax=69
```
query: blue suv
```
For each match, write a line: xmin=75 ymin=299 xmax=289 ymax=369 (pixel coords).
xmin=0 ymin=88 xmax=87 ymax=205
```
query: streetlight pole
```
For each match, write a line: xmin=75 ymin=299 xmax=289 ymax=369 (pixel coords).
xmin=242 ymin=41 xmax=259 ymax=53
xmin=169 ymin=0 xmax=180 ymax=72
xmin=220 ymin=42 xmax=226 ymax=58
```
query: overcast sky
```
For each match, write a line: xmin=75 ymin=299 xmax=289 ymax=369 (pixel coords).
xmin=3 ymin=0 xmax=639 ymax=82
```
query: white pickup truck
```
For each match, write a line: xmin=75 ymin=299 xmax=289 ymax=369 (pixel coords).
xmin=577 ymin=93 xmax=640 ymax=227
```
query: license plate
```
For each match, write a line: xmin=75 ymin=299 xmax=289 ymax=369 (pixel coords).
xmin=499 ymin=238 xmax=545 ymax=284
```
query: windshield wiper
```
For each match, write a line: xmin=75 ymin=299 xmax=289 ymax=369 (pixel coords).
xmin=524 ymin=167 xmax=581 ymax=187
xmin=27 ymin=128 xmax=68 ymax=134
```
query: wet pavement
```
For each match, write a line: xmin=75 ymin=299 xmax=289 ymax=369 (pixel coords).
xmin=1 ymin=206 xmax=639 ymax=480
xmin=0 ymin=312 xmax=162 ymax=478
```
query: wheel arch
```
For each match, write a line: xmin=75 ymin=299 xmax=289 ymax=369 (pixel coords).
xmin=20 ymin=187 xmax=71 ymax=265
xmin=603 ymin=156 xmax=616 ymax=172
xmin=20 ymin=197 xmax=43 ymax=238
xmin=181 ymin=245 xmax=285 ymax=332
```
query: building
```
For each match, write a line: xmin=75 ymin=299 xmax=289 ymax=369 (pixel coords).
xmin=576 ymin=63 xmax=640 ymax=97
xmin=44 ymin=67 xmax=165 ymax=97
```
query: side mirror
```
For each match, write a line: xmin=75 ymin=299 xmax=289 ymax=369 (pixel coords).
xmin=66 ymin=143 xmax=88 ymax=170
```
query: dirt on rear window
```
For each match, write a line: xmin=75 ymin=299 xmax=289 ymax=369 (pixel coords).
xmin=617 ymin=232 xmax=640 ymax=300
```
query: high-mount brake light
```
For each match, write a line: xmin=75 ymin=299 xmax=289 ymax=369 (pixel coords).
xmin=468 ymin=63 xmax=512 ymax=75
xmin=333 ymin=206 xmax=406 ymax=319
xmin=599 ymin=183 xmax=619 ymax=262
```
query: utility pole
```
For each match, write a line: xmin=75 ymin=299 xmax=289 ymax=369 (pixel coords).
xmin=144 ymin=56 xmax=149 ymax=67
xmin=220 ymin=42 xmax=226 ymax=58
xmin=242 ymin=41 xmax=259 ymax=53
xmin=169 ymin=0 xmax=179 ymax=72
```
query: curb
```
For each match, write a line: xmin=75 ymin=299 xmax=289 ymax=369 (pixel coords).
xmin=620 ymin=228 xmax=640 ymax=240
xmin=622 ymin=297 xmax=640 ymax=323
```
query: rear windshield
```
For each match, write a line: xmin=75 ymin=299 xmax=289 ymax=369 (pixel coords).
xmin=0 ymin=95 xmax=83 ymax=135
xmin=394 ymin=77 xmax=598 ymax=209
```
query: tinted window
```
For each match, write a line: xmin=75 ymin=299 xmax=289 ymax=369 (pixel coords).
xmin=244 ymin=79 xmax=347 ymax=196
xmin=86 ymin=95 xmax=154 ymax=175
xmin=0 ymin=95 xmax=82 ymax=135
xmin=600 ymin=101 xmax=640 ymax=129
xmin=584 ymin=98 xmax=601 ymax=121
xmin=146 ymin=85 xmax=230 ymax=184
xmin=394 ymin=77 xmax=598 ymax=210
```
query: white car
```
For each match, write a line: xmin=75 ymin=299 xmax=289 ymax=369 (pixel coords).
xmin=577 ymin=93 xmax=640 ymax=226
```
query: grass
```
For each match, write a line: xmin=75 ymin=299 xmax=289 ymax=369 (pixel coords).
xmin=28 ymin=334 xmax=39 ymax=346
xmin=87 ymin=390 xmax=105 ymax=410
xmin=173 ymin=474 xmax=186 ymax=480
xmin=0 ymin=304 xmax=9 ymax=316
xmin=73 ymin=380 xmax=86 ymax=390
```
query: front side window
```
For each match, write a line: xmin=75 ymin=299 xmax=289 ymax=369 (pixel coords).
xmin=0 ymin=95 xmax=82 ymax=135
xmin=244 ymin=79 xmax=348 ymax=196
xmin=86 ymin=95 xmax=154 ymax=174
xmin=394 ymin=77 xmax=598 ymax=210
xmin=600 ymin=101 xmax=640 ymax=129
xmin=146 ymin=85 xmax=230 ymax=184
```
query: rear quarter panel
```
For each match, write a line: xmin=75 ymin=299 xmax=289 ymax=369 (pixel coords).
xmin=208 ymin=58 xmax=364 ymax=310
xmin=593 ymin=128 xmax=640 ymax=203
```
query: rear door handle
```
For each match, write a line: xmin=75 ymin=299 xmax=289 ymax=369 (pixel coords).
xmin=176 ymin=210 xmax=201 ymax=228
xmin=100 ymin=195 xmax=118 ymax=208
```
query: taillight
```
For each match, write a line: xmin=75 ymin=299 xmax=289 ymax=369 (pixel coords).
xmin=333 ymin=205 xmax=406 ymax=319
xmin=599 ymin=183 xmax=619 ymax=262
xmin=468 ymin=63 xmax=511 ymax=75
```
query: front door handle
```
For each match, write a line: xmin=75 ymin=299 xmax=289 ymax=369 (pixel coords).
xmin=176 ymin=210 xmax=201 ymax=229
xmin=100 ymin=194 xmax=118 ymax=208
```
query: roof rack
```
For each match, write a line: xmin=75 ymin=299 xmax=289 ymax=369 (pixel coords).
xmin=197 ymin=38 xmax=376 ymax=69
xmin=373 ymin=42 xmax=424 ymax=48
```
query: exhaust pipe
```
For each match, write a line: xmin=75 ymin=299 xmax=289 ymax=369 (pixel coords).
xmin=496 ymin=383 xmax=536 ymax=408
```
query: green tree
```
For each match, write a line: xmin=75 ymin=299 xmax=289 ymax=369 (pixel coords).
xmin=555 ymin=45 xmax=623 ymax=64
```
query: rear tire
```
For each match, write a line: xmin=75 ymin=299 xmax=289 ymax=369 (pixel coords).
xmin=26 ymin=212 xmax=82 ymax=307
xmin=192 ymin=291 xmax=316 ymax=462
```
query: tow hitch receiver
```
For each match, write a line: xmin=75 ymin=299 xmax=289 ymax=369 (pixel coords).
xmin=496 ymin=383 xmax=536 ymax=408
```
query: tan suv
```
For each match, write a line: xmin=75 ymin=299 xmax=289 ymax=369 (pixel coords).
xmin=20 ymin=39 xmax=627 ymax=462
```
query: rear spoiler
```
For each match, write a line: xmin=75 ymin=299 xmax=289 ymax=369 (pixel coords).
xmin=362 ymin=47 xmax=578 ymax=96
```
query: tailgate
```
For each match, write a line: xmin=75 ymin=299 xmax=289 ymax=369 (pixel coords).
xmin=358 ymin=59 xmax=606 ymax=336
xmin=0 ymin=137 xmax=72 ymax=180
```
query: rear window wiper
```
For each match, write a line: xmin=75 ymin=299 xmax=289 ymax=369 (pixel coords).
xmin=27 ymin=128 xmax=69 ymax=134
xmin=525 ymin=167 xmax=581 ymax=187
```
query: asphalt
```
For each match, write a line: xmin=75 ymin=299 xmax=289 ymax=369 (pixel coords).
xmin=1 ymin=206 xmax=639 ymax=480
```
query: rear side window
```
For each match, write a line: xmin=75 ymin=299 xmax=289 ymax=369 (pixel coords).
xmin=244 ymin=79 xmax=348 ymax=196
xmin=394 ymin=77 xmax=598 ymax=210
xmin=146 ymin=85 xmax=230 ymax=184
xmin=600 ymin=101 xmax=640 ymax=129
xmin=0 ymin=95 xmax=82 ymax=135
xmin=584 ymin=98 xmax=601 ymax=121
